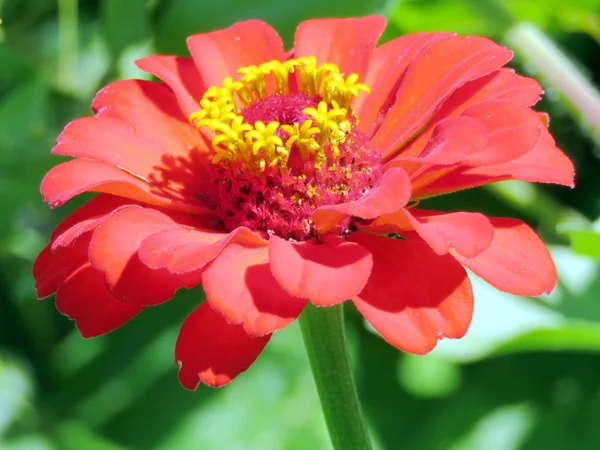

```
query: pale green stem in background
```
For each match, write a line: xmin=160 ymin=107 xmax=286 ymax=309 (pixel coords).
xmin=58 ymin=0 xmax=79 ymax=87
xmin=299 ymin=303 xmax=372 ymax=450
xmin=507 ymin=23 xmax=600 ymax=144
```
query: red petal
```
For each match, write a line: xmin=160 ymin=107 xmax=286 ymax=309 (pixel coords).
xmin=356 ymin=32 xmax=454 ymax=135
xmin=415 ymin=128 xmax=575 ymax=197
xmin=269 ymin=234 xmax=372 ymax=306
xmin=138 ymin=226 xmax=265 ymax=274
xmin=88 ymin=206 xmax=202 ymax=305
xmin=34 ymin=236 xmax=90 ymax=299
xmin=312 ymin=168 xmax=412 ymax=233
xmin=91 ymin=79 xmax=211 ymax=161
xmin=41 ymin=159 xmax=207 ymax=214
xmin=176 ymin=302 xmax=271 ymax=389
xmin=135 ymin=55 xmax=205 ymax=116
xmin=349 ymin=233 xmax=473 ymax=354
xmin=452 ymin=217 xmax=557 ymax=296
xmin=187 ymin=20 xmax=284 ymax=89
xmin=294 ymin=16 xmax=386 ymax=81
xmin=399 ymin=69 xmax=543 ymax=158
xmin=371 ymin=36 xmax=513 ymax=157
xmin=202 ymin=242 xmax=306 ymax=336
xmin=404 ymin=209 xmax=494 ymax=258
xmin=56 ymin=262 xmax=143 ymax=338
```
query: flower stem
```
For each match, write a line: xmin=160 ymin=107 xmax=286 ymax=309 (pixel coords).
xmin=299 ymin=303 xmax=372 ymax=450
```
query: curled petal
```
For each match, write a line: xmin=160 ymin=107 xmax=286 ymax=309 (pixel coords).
xmin=372 ymin=36 xmax=513 ymax=157
xmin=350 ymin=233 xmax=473 ymax=354
xmin=56 ymin=262 xmax=144 ymax=338
xmin=269 ymin=234 xmax=373 ymax=306
xmin=88 ymin=206 xmax=202 ymax=305
xmin=176 ymin=302 xmax=271 ymax=389
xmin=294 ymin=16 xmax=387 ymax=81
xmin=452 ymin=217 xmax=557 ymax=296
xmin=312 ymin=168 xmax=412 ymax=233
xmin=202 ymin=242 xmax=307 ymax=336
xmin=138 ymin=226 xmax=265 ymax=274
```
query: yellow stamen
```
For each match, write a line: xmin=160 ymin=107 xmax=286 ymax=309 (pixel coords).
xmin=189 ymin=57 xmax=370 ymax=174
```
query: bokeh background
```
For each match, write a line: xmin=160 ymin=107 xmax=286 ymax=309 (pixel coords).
xmin=1 ymin=0 xmax=600 ymax=448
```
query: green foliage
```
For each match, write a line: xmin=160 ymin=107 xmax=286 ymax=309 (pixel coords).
xmin=1 ymin=0 xmax=600 ymax=449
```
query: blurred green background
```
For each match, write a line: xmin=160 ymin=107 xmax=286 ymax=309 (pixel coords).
xmin=2 ymin=0 xmax=600 ymax=448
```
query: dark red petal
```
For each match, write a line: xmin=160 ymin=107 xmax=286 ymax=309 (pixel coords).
xmin=56 ymin=262 xmax=143 ymax=338
xmin=41 ymin=159 xmax=207 ymax=214
xmin=312 ymin=168 xmax=412 ymax=233
xmin=349 ymin=233 xmax=473 ymax=354
xmin=452 ymin=217 xmax=557 ymax=296
xmin=202 ymin=242 xmax=307 ymax=336
xmin=138 ymin=226 xmax=265 ymax=274
xmin=135 ymin=55 xmax=205 ymax=116
xmin=294 ymin=16 xmax=386 ymax=81
xmin=356 ymin=32 xmax=454 ymax=135
xmin=371 ymin=36 xmax=513 ymax=157
xmin=187 ymin=20 xmax=284 ymax=88
xmin=399 ymin=69 xmax=543 ymax=158
xmin=88 ymin=206 xmax=202 ymax=305
xmin=34 ymin=237 xmax=90 ymax=299
xmin=269 ymin=234 xmax=372 ymax=306
xmin=402 ymin=209 xmax=494 ymax=258
xmin=176 ymin=302 xmax=271 ymax=389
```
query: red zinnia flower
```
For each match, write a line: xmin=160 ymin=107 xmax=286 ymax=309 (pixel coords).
xmin=33 ymin=16 xmax=574 ymax=389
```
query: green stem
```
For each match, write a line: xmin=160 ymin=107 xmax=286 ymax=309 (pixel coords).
xmin=299 ymin=303 xmax=372 ymax=450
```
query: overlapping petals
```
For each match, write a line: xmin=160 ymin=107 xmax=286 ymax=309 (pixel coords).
xmin=34 ymin=15 xmax=574 ymax=389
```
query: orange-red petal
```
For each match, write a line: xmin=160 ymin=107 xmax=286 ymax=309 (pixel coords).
xmin=312 ymin=167 xmax=412 ymax=233
xmin=187 ymin=20 xmax=284 ymax=88
xmin=202 ymin=242 xmax=307 ymax=336
xmin=294 ymin=16 xmax=386 ymax=81
xmin=350 ymin=233 xmax=473 ymax=354
xmin=452 ymin=217 xmax=557 ymax=296
xmin=176 ymin=302 xmax=271 ymax=389
xmin=372 ymin=36 xmax=513 ymax=157
xmin=135 ymin=55 xmax=205 ymax=116
xmin=268 ymin=234 xmax=373 ymax=306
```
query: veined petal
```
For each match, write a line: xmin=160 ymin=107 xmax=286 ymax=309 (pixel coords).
xmin=269 ymin=234 xmax=373 ymax=306
xmin=294 ymin=16 xmax=386 ymax=81
xmin=135 ymin=55 xmax=205 ymax=116
xmin=56 ymin=262 xmax=144 ymax=338
xmin=350 ymin=233 xmax=473 ymax=354
xmin=202 ymin=242 xmax=306 ymax=336
xmin=187 ymin=20 xmax=285 ymax=88
xmin=452 ymin=217 xmax=557 ymax=296
xmin=399 ymin=69 xmax=543 ymax=158
xmin=91 ymin=79 xmax=212 ymax=160
xmin=312 ymin=168 xmax=412 ymax=233
xmin=41 ymin=159 xmax=208 ymax=214
xmin=356 ymin=32 xmax=454 ymax=135
xmin=88 ymin=206 xmax=203 ymax=305
xmin=176 ymin=302 xmax=271 ymax=389
xmin=372 ymin=36 xmax=513 ymax=157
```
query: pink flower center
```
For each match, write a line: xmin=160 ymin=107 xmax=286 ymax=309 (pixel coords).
xmin=191 ymin=58 xmax=383 ymax=241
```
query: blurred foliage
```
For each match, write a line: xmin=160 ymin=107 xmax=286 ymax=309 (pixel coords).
xmin=1 ymin=0 xmax=600 ymax=449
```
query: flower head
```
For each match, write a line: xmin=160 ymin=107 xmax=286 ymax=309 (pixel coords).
xmin=33 ymin=16 xmax=574 ymax=389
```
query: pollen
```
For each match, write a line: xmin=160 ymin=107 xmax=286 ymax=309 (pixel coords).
xmin=189 ymin=57 xmax=370 ymax=174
